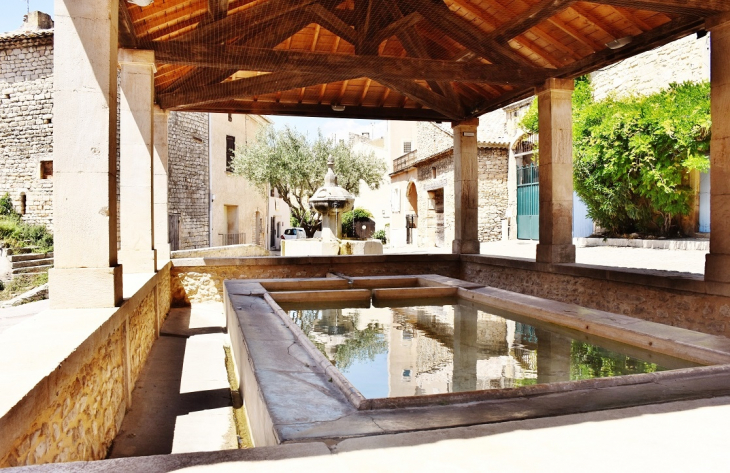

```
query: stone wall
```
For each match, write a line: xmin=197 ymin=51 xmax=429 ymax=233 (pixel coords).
xmin=168 ymin=111 xmax=210 ymax=250
xmin=477 ymin=148 xmax=509 ymax=242
xmin=170 ymin=255 xmax=460 ymax=305
xmin=461 ymin=256 xmax=730 ymax=338
xmin=591 ymin=34 xmax=710 ymax=101
xmin=0 ymin=267 xmax=172 ymax=467
xmin=0 ymin=32 xmax=54 ymax=228
xmin=416 ymin=122 xmax=452 ymax=159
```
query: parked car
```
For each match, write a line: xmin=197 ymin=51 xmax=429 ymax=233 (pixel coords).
xmin=281 ymin=227 xmax=307 ymax=240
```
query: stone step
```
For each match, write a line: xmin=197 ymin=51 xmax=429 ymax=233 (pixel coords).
xmin=9 ymin=252 xmax=53 ymax=262
xmin=11 ymin=257 xmax=54 ymax=269
xmin=11 ymin=264 xmax=53 ymax=275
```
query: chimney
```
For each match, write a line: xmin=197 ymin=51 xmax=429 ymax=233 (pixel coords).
xmin=21 ymin=11 xmax=54 ymax=32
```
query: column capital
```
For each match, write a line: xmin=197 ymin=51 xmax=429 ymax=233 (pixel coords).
xmin=452 ymin=117 xmax=480 ymax=129
xmin=118 ymin=48 xmax=156 ymax=70
xmin=536 ymin=78 xmax=574 ymax=95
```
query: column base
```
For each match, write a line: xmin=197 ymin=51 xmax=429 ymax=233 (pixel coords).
xmin=119 ymin=249 xmax=157 ymax=274
xmin=155 ymin=243 xmax=171 ymax=271
xmin=49 ymin=265 xmax=123 ymax=309
xmin=705 ymin=253 xmax=730 ymax=283
xmin=536 ymin=243 xmax=576 ymax=264
xmin=452 ymin=239 xmax=481 ymax=255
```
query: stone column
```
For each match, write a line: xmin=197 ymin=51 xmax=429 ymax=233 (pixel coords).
xmin=452 ymin=118 xmax=480 ymax=254
xmin=705 ymin=18 xmax=730 ymax=287
xmin=49 ymin=0 xmax=123 ymax=308
xmin=535 ymin=78 xmax=576 ymax=264
xmin=153 ymin=106 xmax=171 ymax=270
xmin=535 ymin=329 xmax=572 ymax=384
xmin=118 ymin=49 xmax=157 ymax=274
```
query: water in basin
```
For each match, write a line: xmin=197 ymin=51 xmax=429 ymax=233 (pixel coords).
xmin=281 ymin=298 xmax=698 ymax=399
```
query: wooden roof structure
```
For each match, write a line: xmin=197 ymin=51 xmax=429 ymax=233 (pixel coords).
xmin=119 ymin=0 xmax=730 ymax=121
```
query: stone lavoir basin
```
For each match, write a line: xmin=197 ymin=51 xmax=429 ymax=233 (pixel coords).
xmin=224 ymin=275 xmax=730 ymax=447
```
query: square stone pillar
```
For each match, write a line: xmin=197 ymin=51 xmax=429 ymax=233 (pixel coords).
xmin=118 ymin=49 xmax=157 ymax=274
xmin=153 ymin=106 xmax=171 ymax=270
xmin=535 ymin=78 xmax=576 ymax=264
xmin=49 ymin=0 xmax=123 ymax=308
xmin=452 ymin=118 xmax=480 ymax=254
xmin=705 ymin=18 xmax=730 ymax=285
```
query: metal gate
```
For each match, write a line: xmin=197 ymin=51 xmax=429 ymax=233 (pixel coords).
xmin=517 ymin=164 xmax=539 ymax=240
xmin=406 ymin=214 xmax=417 ymax=245
xmin=700 ymin=170 xmax=711 ymax=233
xmin=168 ymin=214 xmax=180 ymax=251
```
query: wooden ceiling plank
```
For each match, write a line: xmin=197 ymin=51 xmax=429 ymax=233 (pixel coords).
xmin=358 ymin=78 xmax=372 ymax=105
xmin=569 ymin=4 xmax=625 ymax=40
xmin=547 ymin=14 xmax=605 ymax=51
xmin=594 ymin=0 xmax=730 ymax=16
xmin=159 ymin=70 xmax=361 ymax=109
xmin=609 ymin=5 xmax=652 ymax=32
xmin=208 ymin=0 xmax=230 ymax=22
xmin=153 ymin=41 xmax=549 ymax=84
xmin=119 ymin=2 xmax=138 ymax=48
xmin=367 ymin=12 xmax=424 ymax=51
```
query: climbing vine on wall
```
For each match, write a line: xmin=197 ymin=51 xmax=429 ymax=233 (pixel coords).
xmin=519 ymin=78 xmax=711 ymax=236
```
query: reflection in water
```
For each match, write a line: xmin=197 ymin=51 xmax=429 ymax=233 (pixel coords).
xmin=287 ymin=304 xmax=685 ymax=399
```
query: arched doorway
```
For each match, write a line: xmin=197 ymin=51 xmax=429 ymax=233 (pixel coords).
xmin=406 ymin=181 xmax=418 ymax=244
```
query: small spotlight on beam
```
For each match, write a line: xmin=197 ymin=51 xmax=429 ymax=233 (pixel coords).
xmin=606 ymin=36 xmax=633 ymax=50
xmin=128 ymin=0 xmax=154 ymax=6
xmin=331 ymin=105 xmax=346 ymax=112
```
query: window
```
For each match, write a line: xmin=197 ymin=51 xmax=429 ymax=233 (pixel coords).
xmin=19 ymin=193 xmax=26 ymax=215
xmin=432 ymin=167 xmax=436 ymax=179
xmin=40 ymin=160 xmax=53 ymax=179
xmin=403 ymin=141 xmax=412 ymax=153
xmin=225 ymin=135 xmax=235 ymax=173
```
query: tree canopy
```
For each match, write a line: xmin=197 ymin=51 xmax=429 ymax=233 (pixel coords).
xmin=232 ymin=126 xmax=387 ymax=236
xmin=520 ymin=78 xmax=711 ymax=236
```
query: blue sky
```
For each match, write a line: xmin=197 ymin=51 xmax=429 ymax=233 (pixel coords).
xmin=0 ymin=0 xmax=387 ymax=141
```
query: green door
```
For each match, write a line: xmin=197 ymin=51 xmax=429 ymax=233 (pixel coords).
xmin=517 ymin=164 xmax=539 ymax=240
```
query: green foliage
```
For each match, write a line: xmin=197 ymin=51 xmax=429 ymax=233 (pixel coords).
xmin=373 ymin=229 xmax=387 ymax=244
xmin=332 ymin=323 xmax=387 ymax=371
xmin=0 ymin=193 xmax=15 ymax=217
xmin=0 ymin=273 xmax=48 ymax=302
xmin=574 ymin=81 xmax=710 ymax=235
xmin=341 ymin=207 xmax=373 ymax=238
xmin=570 ymin=341 xmax=660 ymax=380
xmin=520 ymin=78 xmax=711 ymax=236
xmin=233 ymin=126 xmax=387 ymax=237
xmin=0 ymin=215 xmax=54 ymax=253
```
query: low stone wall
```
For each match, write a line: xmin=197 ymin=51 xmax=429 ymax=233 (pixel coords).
xmin=0 ymin=265 xmax=172 ymax=467
xmin=171 ymin=254 xmax=460 ymax=305
xmin=461 ymin=255 xmax=730 ymax=337
xmin=171 ymin=244 xmax=269 ymax=259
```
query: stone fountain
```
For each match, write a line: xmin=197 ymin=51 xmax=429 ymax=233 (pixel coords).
xmin=281 ymin=156 xmax=382 ymax=256
xmin=309 ymin=156 xmax=355 ymax=240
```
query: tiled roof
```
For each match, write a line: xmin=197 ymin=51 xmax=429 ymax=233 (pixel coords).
xmin=0 ymin=29 xmax=53 ymax=44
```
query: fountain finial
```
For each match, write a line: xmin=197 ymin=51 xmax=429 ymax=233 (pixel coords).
xmin=324 ymin=155 xmax=337 ymax=187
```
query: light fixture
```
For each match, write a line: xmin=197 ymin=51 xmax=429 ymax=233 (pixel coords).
xmin=606 ymin=36 xmax=633 ymax=50
xmin=128 ymin=0 xmax=154 ymax=6
xmin=331 ymin=104 xmax=346 ymax=112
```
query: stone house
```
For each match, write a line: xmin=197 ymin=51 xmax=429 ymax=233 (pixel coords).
xmin=0 ymin=12 xmax=288 ymax=251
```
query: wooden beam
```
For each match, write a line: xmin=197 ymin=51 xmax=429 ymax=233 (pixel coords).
xmin=159 ymin=71 xmax=361 ymax=109
xmin=403 ymin=0 xmax=532 ymax=67
xmin=491 ymin=0 xmax=576 ymax=43
xmin=119 ymin=2 xmax=138 ymax=48
xmin=376 ymin=78 xmax=462 ymax=119
xmin=595 ymin=0 xmax=730 ymax=16
xmin=207 ymin=0 xmax=229 ymax=22
xmin=557 ymin=16 xmax=704 ymax=79
xmin=569 ymin=4 xmax=626 ymax=40
xmin=153 ymin=42 xmax=549 ymax=85
xmin=305 ymin=3 xmax=358 ymax=45
xmin=171 ymin=100 xmax=452 ymax=121
xmin=367 ymin=11 xmax=423 ymax=51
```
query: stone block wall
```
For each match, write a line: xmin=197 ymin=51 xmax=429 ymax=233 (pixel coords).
xmin=477 ymin=148 xmax=509 ymax=242
xmin=416 ymin=122 xmax=452 ymax=159
xmin=0 ymin=33 xmax=54 ymax=228
xmin=168 ymin=111 xmax=210 ymax=250
xmin=591 ymin=34 xmax=709 ymax=101
xmin=0 ymin=267 xmax=172 ymax=467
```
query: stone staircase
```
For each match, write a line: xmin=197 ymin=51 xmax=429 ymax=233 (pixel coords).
xmin=8 ymin=249 xmax=54 ymax=276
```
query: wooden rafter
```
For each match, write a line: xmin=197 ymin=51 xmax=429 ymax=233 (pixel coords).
xmin=306 ymin=3 xmax=358 ymax=45
xmin=207 ymin=0 xmax=230 ymax=22
xmin=594 ymin=0 xmax=730 ymax=16
xmin=119 ymin=2 xmax=138 ymax=48
xmin=490 ymin=0 xmax=576 ymax=43
xmin=376 ymin=77 xmax=462 ymax=119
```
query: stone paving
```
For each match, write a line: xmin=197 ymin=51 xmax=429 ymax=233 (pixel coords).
xmin=385 ymin=239 xmax=708 ymax=275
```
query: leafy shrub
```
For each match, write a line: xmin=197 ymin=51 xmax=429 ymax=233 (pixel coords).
xmin=373 ymin=229 xmax=387 ymax=244
xmin=0 ymin=216 xmax=54 ymax=253
xmin=341 ymin=208 xmax=373 ymax=238
xmin=0 ymin=193 xmax=16 ymax=217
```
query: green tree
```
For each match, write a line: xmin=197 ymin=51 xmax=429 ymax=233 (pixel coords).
xmin=341 ymin=207 xmax=373 ymax=238
xmin=233 ymin=126 xmax=387 ymax=237
xmin=519 ymin=79 xmax=710 ymax=236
